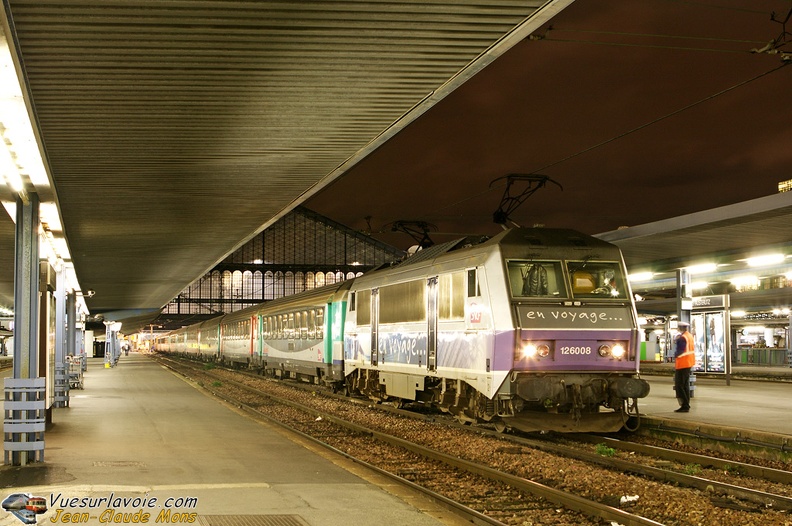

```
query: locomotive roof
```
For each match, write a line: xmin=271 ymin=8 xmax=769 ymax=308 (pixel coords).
xmin=497 ymin=228 xmax=621 ymax=258
xmin=388 ymin=227 xmax=619 ymax=270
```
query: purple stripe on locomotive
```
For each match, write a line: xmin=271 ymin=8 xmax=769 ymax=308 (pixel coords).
xmin=514 ymin=328 xmax=638 ymax=371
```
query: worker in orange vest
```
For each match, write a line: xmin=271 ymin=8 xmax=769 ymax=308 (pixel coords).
xmin=674 ymin=321 xmax=696 ymax=413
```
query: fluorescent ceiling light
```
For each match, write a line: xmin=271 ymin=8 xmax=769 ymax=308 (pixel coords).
xmin=40 ymin=202 xmax=63 ymax=231
xmin=628 ymin=272 xmax=653 ymax=282
xmin=745 ymin=254 xmax=785 ymax=267
xmin=731 ymin=275 xmax=758 ymax=288
xmin=685 ymin=263 xmax=716 ymax=274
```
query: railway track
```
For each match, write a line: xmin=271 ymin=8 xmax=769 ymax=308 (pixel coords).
xmin=158 ymin=356 xmax=792 ymax=525
xmin=159 ymin=357 xmax=661 ymax=525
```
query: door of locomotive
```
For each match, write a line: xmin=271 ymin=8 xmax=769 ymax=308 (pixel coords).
xmin=370 ymin=288 xmax=379 ymax=366
xmin=427 ymin=276 xmax=437 ymax=372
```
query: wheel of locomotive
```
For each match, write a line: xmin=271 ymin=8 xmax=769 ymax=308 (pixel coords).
xmin=494 ymin=420 xmax=509 ymax=433
xmin=454 ymin=414 xmax=473 ymax=425
xmin=332 ymin=383 xmax=350 ymax=397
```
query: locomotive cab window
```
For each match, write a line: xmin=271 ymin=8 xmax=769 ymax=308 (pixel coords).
xmin=567 ymin=261 xmax=625 ymax=298
xmin=507 ymin=261 xmax=566 ymax=298
xmin=467 ymin=269 xmax=481 ymax=298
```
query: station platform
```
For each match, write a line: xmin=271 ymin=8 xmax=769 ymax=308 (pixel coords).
xmin=636 ymin=362 xmax=792 ymax=447
xmin=0 ymin=354 xmax=464 ymax=526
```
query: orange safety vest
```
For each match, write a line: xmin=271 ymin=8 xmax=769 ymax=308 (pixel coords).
xmin=675 ymin=331 xmax=696 ymax=370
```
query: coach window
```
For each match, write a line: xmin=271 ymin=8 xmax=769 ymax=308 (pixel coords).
xmin=301 ymin=310 xmax=309 ymax=339
xmin=316 ymin=308 xmax=325 ymax=339
xmin=507 ymin=261 xmax=566 ymax=298
xmin=287 ymin=313 xmax=295 ymax=338
xmin=308 ymin=310 xmax=316 ymax=339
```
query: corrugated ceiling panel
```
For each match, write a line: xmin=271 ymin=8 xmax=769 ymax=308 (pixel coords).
xmin=4 ymin=0 xmax=551 ymax=316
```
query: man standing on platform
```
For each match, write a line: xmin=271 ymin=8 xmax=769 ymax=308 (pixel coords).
xmin=674 ymin=321 xmax=696 ymax=413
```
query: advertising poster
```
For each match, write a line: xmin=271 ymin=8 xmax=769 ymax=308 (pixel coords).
xmin=705 ymin=312 xmax=725 ymax=372
xmin=691 ymin=314 xmax=706 ymax=373
xmin=690 ymin=311 xmax=726 ymax=373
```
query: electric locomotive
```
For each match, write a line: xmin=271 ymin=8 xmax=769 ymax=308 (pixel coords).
xmin=158 ymin=227 xmax=650 ymax=433
xmin=343 ymin=228 xmax=649 ymax=432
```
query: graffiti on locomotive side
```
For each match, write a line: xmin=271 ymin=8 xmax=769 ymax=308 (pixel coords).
xmin=518 ymin=306 xmax=631 ymax=329
xmin=380 ymin=333 xmax=427 ymax=364
xmin=525 ymin=310 xmax=622 ymax=324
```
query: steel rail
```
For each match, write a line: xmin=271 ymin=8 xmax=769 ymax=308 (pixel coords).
xmin=576 ymin=433 xmax=792 ymax=485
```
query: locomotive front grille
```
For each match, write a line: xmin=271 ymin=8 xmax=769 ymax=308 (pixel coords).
xmin=515 ymin=375 xmax=609 ymax=405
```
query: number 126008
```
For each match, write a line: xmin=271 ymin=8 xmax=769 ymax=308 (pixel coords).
xmin=560 ymin=346 xmax=591 ymax=355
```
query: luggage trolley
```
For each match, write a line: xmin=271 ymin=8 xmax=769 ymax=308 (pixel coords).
xmin=66 ymin=355 xmax=84 ymax=389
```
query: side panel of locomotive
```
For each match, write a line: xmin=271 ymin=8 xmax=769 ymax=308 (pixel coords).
xmin=342 ymin=236 xmax=507 ymax=408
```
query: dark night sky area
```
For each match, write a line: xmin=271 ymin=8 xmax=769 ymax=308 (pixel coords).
xmin=306 ymin=0 xmax=792 ymax=250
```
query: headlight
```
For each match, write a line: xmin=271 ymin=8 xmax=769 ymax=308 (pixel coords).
xmin=521 ymin=342 xmax=551 ymax=359
xmin=522 ymin=343 xmax=538 ymax=359
xmin=598 ymin=342 xmax=627 ymax=359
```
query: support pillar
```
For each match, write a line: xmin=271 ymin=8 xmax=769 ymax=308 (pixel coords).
xmin=104 ymin=321 xmax=119 ymax=367
xmin=4 ymin=193 xmax=45 ymax=465
xmin=676 ymin=268 xmax=692 ymax=325
xmin=788 ymin=315 xmax=792 ymax=368
xmin=53 ymin=268 xmax=69 ymax=408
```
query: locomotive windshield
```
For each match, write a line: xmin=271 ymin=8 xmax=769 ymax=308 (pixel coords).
xmin=508 ymin=260 xmax=627 ymax=300
xmin=567 ymin=261 xmax=626 ymax=299
xmin=507 ymin=261 xmax=567 ymax=298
